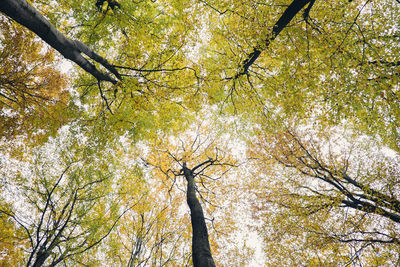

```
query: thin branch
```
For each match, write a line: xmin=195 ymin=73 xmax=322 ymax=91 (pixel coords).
xmin=97 ymin=81 xmax=114 ymax=114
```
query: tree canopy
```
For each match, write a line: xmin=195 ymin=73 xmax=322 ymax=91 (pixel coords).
xmin=1 ymin=0 xmax=400 ymax=266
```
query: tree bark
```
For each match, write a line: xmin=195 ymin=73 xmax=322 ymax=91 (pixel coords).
xmin=182 ymin=163 xmax=216 ymax=267
xmin=31 ymin=251 xmax=48 ymax=267
xmin=0 ymin=0 xmax=121 ymax=83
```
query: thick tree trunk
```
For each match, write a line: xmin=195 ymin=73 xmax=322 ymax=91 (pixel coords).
xmin=182 ymin=164 xmax=216 ymax=267
xmin=0 ymin=0 xmax=120 ymax=83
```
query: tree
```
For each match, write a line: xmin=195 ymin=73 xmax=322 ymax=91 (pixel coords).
xmin=2 ymin=0 xmax=400 ymax=265
xmin=0 ymin=15 xmax=71 ymax=142
xmin=196 ymin=1 xmax=400 ymax=262
xmin=142 ymin=120 xmax=255 ymax=266
xmin=250 ymin=123 xmax=400 ymax=265
xmin=0 ymin=125 xmax=142 ymax=266
xmin=235 ymin=0 xmax=314 ymax=79
xmin=99 ymin=162 xmax=194 ymax=266
xmin=182 ymin=160 xmax=217 ymax=267
xmin=107 ymin=199 xmax=192 ymax=266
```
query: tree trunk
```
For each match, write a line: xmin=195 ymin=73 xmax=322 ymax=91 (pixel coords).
xmin=31 ymin=252 xmax=48 ymax=267
xmin=182 ymin=163 xmax=216 ymax=267
xmin=0 ymin=0 xmax=120 ymax=83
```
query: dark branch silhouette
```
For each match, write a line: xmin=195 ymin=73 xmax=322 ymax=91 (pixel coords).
xmin=0 ymin=0 xmax=121 ymax=84
xmin=234 ymin=0 xmax=312 ymax=79
xmin=273 ymin=129 xmax=400 ymax=225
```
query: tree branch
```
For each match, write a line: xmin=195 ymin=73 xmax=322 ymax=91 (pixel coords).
xmin=0 ymin=0 xmax=120 ymax=84
xmin=234 ymin=0 xmax=312 ymax=79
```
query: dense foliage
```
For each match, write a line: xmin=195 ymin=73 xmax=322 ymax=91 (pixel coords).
xmin=1 ymin=0 xmax=399 ymax=266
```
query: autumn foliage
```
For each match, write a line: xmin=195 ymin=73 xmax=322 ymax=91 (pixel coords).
xmin=0 ymin=16 xmax=70 ymax=142
xmin=1 ymin=0 xmax=400 ymax=266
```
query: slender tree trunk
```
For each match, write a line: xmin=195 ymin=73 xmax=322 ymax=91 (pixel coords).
xmin=182 ymin=163 xmax=216 ymax=267
xmin=0 ymin=0 xmax=120 ymax=83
